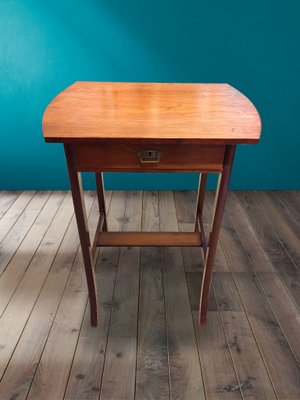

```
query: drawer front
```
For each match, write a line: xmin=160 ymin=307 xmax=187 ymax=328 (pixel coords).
xmin=72 ymin=143 xmax=226 ymax=172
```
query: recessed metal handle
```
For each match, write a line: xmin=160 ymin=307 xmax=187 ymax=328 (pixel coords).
xmin=138 ymin=150 xmax=161 ymax=164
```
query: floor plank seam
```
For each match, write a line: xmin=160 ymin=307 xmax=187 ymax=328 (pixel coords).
xmin=211 ymin=284 xmax=246 ymax=400
xmin=22 ymin=209 xmax=81 ymax=398
xmin=235 ymin=192 xmax=300 ymax=313
xmin=217 ymin=224 xmax=280 ymax=399
xmin=0 ymin=191 xmax=23 ymax=222
xmin=256 ymin=191 xmax=300 ymax=272
xmin=160 ymin=247 xmax=173 ymax=400
xmin=0 ymin=190 xmax=299 ymax=400
xmin=98 ymin=191 xmax=128 ymax=400
xmin=0 ymin=194 xmax=76 ymax=389
xmin=133 ymin=243 xmax=142 ymax=400
xmin=173 ymin=190 xmax=207 ymax=400
xmin=62 ymin=196 xmax=99 ymax=400
xmin=205 ymin=195 xmax=249 ymax=400
xmin=0 ymin=192 xmax=67 ymax=316
xmin=225 ymin=201 xmax=300 ymax=368
xmin=0 ymin=191 xmax=38 ymax=244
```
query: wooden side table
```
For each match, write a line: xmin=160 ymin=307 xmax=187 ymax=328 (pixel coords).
xmin=42 ymin=82 xmax=261 ymax=327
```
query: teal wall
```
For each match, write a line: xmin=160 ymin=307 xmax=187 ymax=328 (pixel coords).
xmin=1 ymin=0 xmax=299 ymax=190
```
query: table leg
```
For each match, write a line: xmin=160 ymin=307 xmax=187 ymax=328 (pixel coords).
xmin=199 ymin=145 xmax=236 ymax=326
xmin=195 ymin=173 xmax=208 ymax=257
xmin=195 ymin=173 xmax=207 ymax=230
xmin=95 ymin=172 xmax=108 ymax=231
xmin=64 ymin=144 xmax=98 ymax=326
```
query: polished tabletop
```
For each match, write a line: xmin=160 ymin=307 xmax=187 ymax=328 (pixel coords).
xmin=42 ymin=81 xmax=261 ymax=144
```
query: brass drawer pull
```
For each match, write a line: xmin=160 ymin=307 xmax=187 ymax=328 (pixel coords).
xmin=138 ymin=150 xmax=161 ymax=164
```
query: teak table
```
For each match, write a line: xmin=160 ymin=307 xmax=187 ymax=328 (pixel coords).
xmin=42 ymin=82 xmax=261 ymax=327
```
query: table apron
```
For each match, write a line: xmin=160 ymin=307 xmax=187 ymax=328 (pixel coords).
xmin=71 ymin=142 xmax=226 ymax=172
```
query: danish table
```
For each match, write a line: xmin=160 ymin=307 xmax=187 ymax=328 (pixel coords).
xmin=42 ymin=82 xmax=261 ymax=327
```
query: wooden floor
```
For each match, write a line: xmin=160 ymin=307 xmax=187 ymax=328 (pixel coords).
xmin=0 ymin=190 xmax=299 ymax=400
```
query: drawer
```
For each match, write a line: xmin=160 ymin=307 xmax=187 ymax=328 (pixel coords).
xmin=72 ymin=143 xmax=226 ymax=172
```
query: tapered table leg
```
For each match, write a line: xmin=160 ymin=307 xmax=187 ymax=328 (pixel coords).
xmin=64 ymin=144 xmax=98 ymax=326
xmin=199 ymin=145 xmax=236 ymax=326
xmin=195 ymin=173 xmax=208 ymax=257
xmin=95 ymin=172 xmax=108 ymax=231
xmin=195 ymin=172 xmax=207 ymax=231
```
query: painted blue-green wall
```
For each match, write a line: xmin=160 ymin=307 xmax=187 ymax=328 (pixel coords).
xmin=1 ymin=0 xmax=299 ymax=190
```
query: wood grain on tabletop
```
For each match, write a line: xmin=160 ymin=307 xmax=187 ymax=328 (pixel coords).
xmin=42 ymin=82 xmax=261 ymax=144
